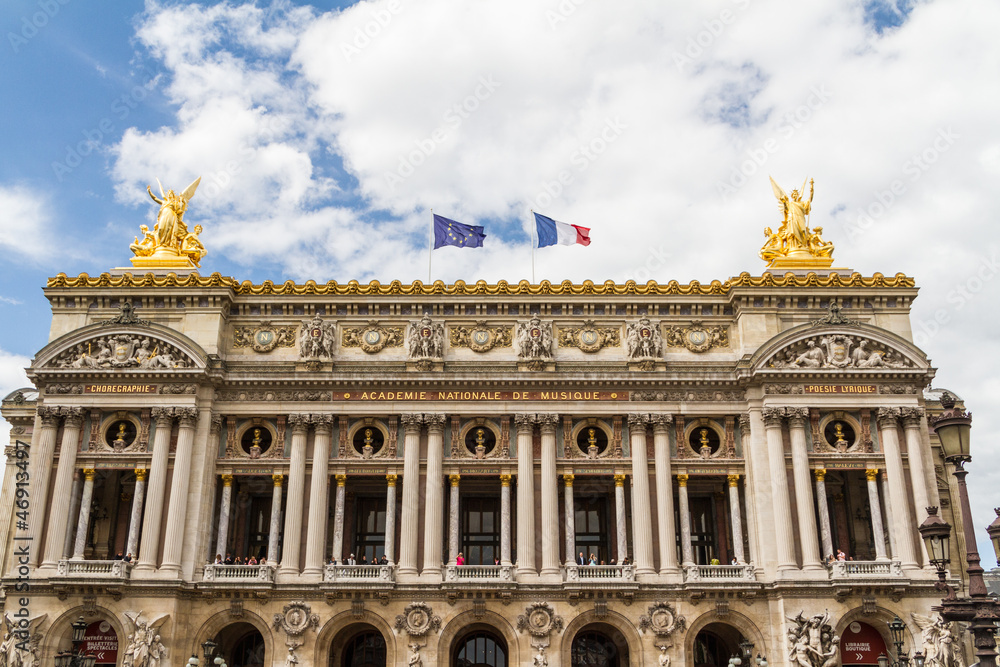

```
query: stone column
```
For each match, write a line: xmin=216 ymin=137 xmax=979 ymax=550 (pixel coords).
xmin=161 ymin=408 xmax=199 ymax=573
xmin=71 ymin=469 xmax=96 ymax=559
xmin=448 ymin=474 xmax=461 ymax=565
xmin=331 ymin=474 xmax=346 ymax=563
xmin=63 ymin=472 xmax=83 ymax=559
xmin=866 ymin=469 xmax=888 ymax=561
xmin=813 ymin=469 xmax=834 ymax=560
xmin=126 ymin=469 xmax=148 ymax=559
xmin=384 ymin=475 xmax=397 ymax=563
xmin=877 ymin=409 xmax=918 ymax=569
xmin=514 ymin=415 xmax=536 ymax=576
xmin=267 ymin=474 xmax=284 ymax=564
xmin=563 ymin=474 xmax=575 ymax=567
xmin=214 ymin=474 xmax=233 ymax=559
xmin=902 ymin=408 xmax=932 ymax=565
xmin=539 ymin=414 xmax=560 ymax=577
xmin=727 ymin=474 xmax=746 ymax=564
xmin=614 ymin=473 xmax=628 ymax=562
xmin=280 ymin=415 xmax=310 ymax=575
xmin=652 ymin=416 xmax=678 ymax=574
xmin=627 ymin=414 xmax=655 ymax=576
xmin=762 ymin=408 xmax=797 ymax=571
xmin=303 ymin=417 xmax=332 ymax=576
xmin=787 ymin=409 xmax=823 ymax=571
xmin=135 ymin=408 xmax=175 ymax=572
xmin=500 ymin=474 xmax=512 ymax=566
xmin=25 ymin=408 xmax=64 ymax=568
xmin=41 ymin=409 xmax=84 ymax=568
xmin=397 ymin=415 xmax=423 ymax=576
xmin=880 ymin=472 xmax=897 ymax=558
xmin=422 ymin=415 xmax=447 ymax=577
xmin=677 ymin=474 xmax=693 ymax=566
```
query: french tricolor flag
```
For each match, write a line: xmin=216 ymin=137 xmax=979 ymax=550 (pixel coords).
xmin=534 ymin=212 xmax=591 ymax=247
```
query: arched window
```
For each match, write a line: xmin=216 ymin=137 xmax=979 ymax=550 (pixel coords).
xmin=453 ymin=630 xmax=507 ymax=667
xmin=230 ymin=629 xmax=265 ymax=667
xmin=571 ymin=630 xmax=628 ymax=667
xmin=340 ymin=630 xmax=386 ymax=667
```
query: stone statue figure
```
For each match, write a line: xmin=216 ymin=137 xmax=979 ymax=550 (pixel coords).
xmin=124 ymin=611 xmax=168 ymax=667
xmin=532 ymin=648 xmax=548 ymax=666
xmin=298 ymin=316 xmax=336 ymax=360
xmin=912 ymin=613 xmax=962 ymax=667
xmin=760 ymin=177 xmax=834 ymax=266
xmin=406 ymin=642 xmax=423 ymax=667
xmin=658 ymin=645 xmax=671 ymax=667
xmin=515 ymin=317 xmax=553 ymax=361
xmin=786 ymin=610 xmax=836 ymax=667
xmin=406 ymin=315 xmax=444 ymax=359
xmin=148 ymin=635 xmax=166 ymax=667
xmin=625 ymin=318 xmax=663 ymax=359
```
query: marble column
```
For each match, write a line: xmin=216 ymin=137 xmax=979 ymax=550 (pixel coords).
xmin=397 ymin=415 xmax=423 ymax=576
xmin=902 ymin=408 xmax=932 ymax=565
xmin=161 ymin=408 xmax=199 ymax=573
xmin=135 ymin=408 xmax=175 ymax=571
xmin=267 ymin=474 xmax=284 ymax=564
xmin=877 ymin=409 xmax=918 ymax=569
xmin=762 ymin=408 xmax=797 ymax=571
xmin=813 ymin=469 xmax=834 ymax=560
xmin=614 ymin=473 xmax=628 ymax=563
xmin=727 ymin=474 xmax=746 ymax=564
xmin=214 ymin=474 xmax=233 ymax=559
xmin=652 ymin=416 xmax=678 ymax=574
xmin=304 ymin=417 xmax=332 ymax=576
xmin=331 ymin=474 xmax=346 ymax=563
xmin=866 ymin=468 xmax=888 ymax=561
xmin=563 ymin=474 xmax=575 ymax=567
xmin=41 ymin=409 xmax=84 ymax=568
xmin=280 ymin=415 xmax=310 ymax=575
xmin=26 ymin=408 xmax=63 ymax=568
xmin=627 ymin=414 xmax=655 ymax=576
xmin=880 ymin=472 xmax=897 ymax=558
xmin=677 ymin=474 xmax=693 ymax=566
xmin=539 ymin=414 xmax=560 ymax=577
xmin=448 ymin=474 xmax=461 ymax=565
xmin=500 ymin=474 xmax=512 ymax=567
xmin=71 ymin=469 xmax=96 ymax=559
xmin=126 ymin=469 xmax=148 ymax=559
xmin=422 ymin=415 xmax=447 ymax=577
xmin=384 ymin=474 xmax=397 ymax=563
xmin=62 ymin=472 xmax=83 ymax=559
xmin=787 ymin=409 xmax=823 ymax=570
xmin=514 ymin=415 xmax=536 ymax=576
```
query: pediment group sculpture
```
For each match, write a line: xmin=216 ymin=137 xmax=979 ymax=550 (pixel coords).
xmin=50 ymin=334 xmax=194 ymax=370
xmin=767 ymin=334 xmax=914 ymax=370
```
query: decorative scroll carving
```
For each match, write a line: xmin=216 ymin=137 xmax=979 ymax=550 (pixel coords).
xmin=406 ymin=316 xmax=444 ymax=360
xmin=450 ymin=321 xmax=512 ymax=352
xmin=664 ymin=322 xmax=729 ymax=352
xmin=767 ymin=334 xmax=914 ymax=370
xmin=342 ymin=321 xmax=404 ymax=354
xmin=562 ymin=416 xmax=573 ymax=457
xmin=233 ymin=321 xmax=297 ymax=353
xmin=625 ymin=318 xmax=663 ymax=360
xmin=558 ymin=320 xmax=620 ymax=353
xmin=298 ymin=315 xmax=336 ymax=359
xmin=638 ymin=602 xmax=686 ymax=638
xmin=394 ymin=602 xmax=441 ymax=636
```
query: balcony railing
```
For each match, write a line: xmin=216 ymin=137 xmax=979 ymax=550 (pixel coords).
xmin=684 ymin=564 xmax=757 ymax=582
xmin=203 ymin=564 xmax=275 ymax=583
xmin=565 ymin=564 xmax=635 ymax=582
xmin=323 ymin=564 xmax=395 ymax=583
xmin=446 ymin=564 xmax=513 ymax=582
xmin=56 ymin=559 xmax=132 ymax=579
xmin=831 ymin=560 xmax=903 ymax=579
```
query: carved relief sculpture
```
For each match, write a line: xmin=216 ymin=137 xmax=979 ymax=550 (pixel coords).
xmin=394 ymin=603 xmax=441 ymax=637
xmin=272 ymin=602 xmax=319 ymax=667
xmin=51 ymin=334 xmax=195 ymax=370
xmin=406 ymin=315 xmax=445 ymax=360
xmin=557 ymin=320 xmax=620 ymax=353
xmin=626 ymin=318 xmax=663 ymax=361
xmin=449 ymin=321 xmax=512 ymax=352
xmin=515 ymin=318 xmax=553 ymax=369
xmin=122 ymin=612 xmax=169 ymax=667
xmin=638 ymin=602 xmax=686 ymax=639
xmin=516 ymin=602 xmax=564 ymax=650
xmin=298 ymin=316 xmax=337 ymax=359
xmin=912 ymin=613 xmax=964 ymax=667
xmin=342 ymin=321 xmax=404 ymax=354
xmin=787 ymin=611 xmax=838 ymax=667
xmin=232 ymin=322 xmax=298 ymax=353
xmin=664 ymin=322 xmax=729 ymax=352
xmin=766 ymin=335 xmax=914 ymax=370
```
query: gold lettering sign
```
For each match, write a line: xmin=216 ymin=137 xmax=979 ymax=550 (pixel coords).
xmin=804 ymin=385 xmax=877 ymax=394
xmin=332 ymin=390 xmax=624 ymax=401
xmin=85 ymin=384 xmax=157 ymax=394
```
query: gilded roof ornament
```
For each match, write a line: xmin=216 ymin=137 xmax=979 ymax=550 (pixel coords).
xmin=130 ymin=177 xmax=205 ymax=269
xmin=760 ymin=176 xmax=835 ymax=270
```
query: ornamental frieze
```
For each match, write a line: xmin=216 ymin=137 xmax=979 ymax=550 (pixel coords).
xmin=50 ymin=334 xmax=195 ymax=370
xmin=630 ymin=389 xmax=744 ymax=401
xmin=767 ymin=334 xmax=914 ymax=370
xmin=557 ymin=320 xmax=621 ymax=352
xmin=232 ymin=321 xmax=298 ymax=353
xmin=450 ymin=321 xmax=512 ymax=352
xmin=342 ymin=320 xmax=404 ymax=354
xmin=664 ymin=322 xmax=729 ymax=352
xmin=215 ymin=389 xmax=331 ymax=402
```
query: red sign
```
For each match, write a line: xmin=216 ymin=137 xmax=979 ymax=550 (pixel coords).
xmin=83 ymin=621 xmax=119 ymax=666
xmin=841 ymin=621 xmax=888 ymax=665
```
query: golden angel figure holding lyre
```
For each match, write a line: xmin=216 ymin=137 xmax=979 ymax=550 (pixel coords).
xmin=759 ymin=176 xmax=834 ymax=268
xmin=130 ymin=176 xmax=205 ymax=268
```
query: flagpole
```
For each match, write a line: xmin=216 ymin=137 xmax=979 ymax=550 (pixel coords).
xmin=530 ymin=209 xmax=536 ymax=284
xmin=428 ymin=209 xmax=433 ymax=284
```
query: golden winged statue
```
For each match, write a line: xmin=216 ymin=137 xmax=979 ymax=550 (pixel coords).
xmin=760 ymin=176 xmax=835 ymax=269
xmin=130 ymin=176 xmax=205 ymax=268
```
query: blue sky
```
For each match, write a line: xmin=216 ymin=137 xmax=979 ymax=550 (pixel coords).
xmin=2 ymin=0 xmax=999 ymax=560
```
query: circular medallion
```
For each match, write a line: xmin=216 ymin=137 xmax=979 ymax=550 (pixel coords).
xmin=683 ymin=327 xmax=711 ymax=353
xmin=364 ymin=330 xmax=382 ymax=345
xmin=105 ymin=419 xmax=137 ymax=451
xmin=576 ymin=328 xmax=604 ymax=353
xmin=310 ymin=327 xmax=323 ymax=338
xmin=252 ymin=327 xmax=278 ymax=353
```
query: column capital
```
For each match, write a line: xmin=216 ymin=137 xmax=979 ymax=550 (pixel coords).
xmin=627 ymin=413 xmax=649 ymax=428
xmin=335 ymin=474 xmax=347 ymax=486
xmin=563 ymin=473 xmax=575 ymax=487
xmin=313 ymin=414 xmax=334 ymax=433
xmin=400 ymin=414 xmax=423 ymax=432
xmin=614 ymin=473 xmax=627 ymax=487
xmin=786 ymin=407 xmax=809 ymax=427
xmin=288 ymin=413 xmax=311 ymax=432
xmin=150 ymin=407 xmax=175 ymax=423
xmin=62 ymin=407 xmax=85 ymax=428
xmin=537 ymin=413 xmax=559 ymax=431
xmin=865 ymin=468 xmax=879 ymax=482
xmin=813 ymin=468 xmax=827 ymax=482
xmin=221 ymin=473 xmax=233 ymax=486
xmin=738 ymin=413 xmax=751 ymax=430
xmin=676 ymin=473 xmax=689 ymax=487
xmin=499 ymin=473 xmax=511 ymax=486
xmin=135 ymin=468 xmax=147 ymax=482
xmin=513 ymin=413 xmax=535 ymax=432
xmin=900 ymin=407 xmax=925 ymax=428
xmin=424 ymin=414 xmax=447 ymax=430
xmin=210 ymin=413 xmax=223 ymax=434
xmin=37 ymin=406 xmax=61 ymax=428
xmin=727 ymin=474 xmax=740 ymax=487
xmin=272 ymin=473 xmax=284 ymax=487
xmin=876 ymin=406 xmax=901 ymax=427
xmin=176 ymin=407 xmax=199 ymax=427
xmin=762 ymin=407 xmax=785 ymax=426
xmin=449 ymin=474 xmax=461 ymax=487
xmin=83 ymin=468 xmax=96 ymax=481
xmin=386 ymin=474 xmax=398 ymax=486
xmin=650 ymin=414 xmax=673 ymax=433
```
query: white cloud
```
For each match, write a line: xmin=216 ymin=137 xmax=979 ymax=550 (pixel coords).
xmin=0 ymin=185 xmax=55 ymax=262
xmin=0 ymin=348 xmax=31 ymax=452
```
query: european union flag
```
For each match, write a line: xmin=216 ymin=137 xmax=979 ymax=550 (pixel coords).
xmin=433 ymin=214 xmax=486 ymax=249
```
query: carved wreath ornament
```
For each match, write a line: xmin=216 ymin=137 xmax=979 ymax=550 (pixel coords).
xmin=638 ymin=602 xmax=686 ymax=638
xmin=272 ymin=602 xmax=319 ymax=637
xmin=394 ymin=602 xmax=441 ymax=636
xmin=516 ymin=602 xmax=564 ymax=639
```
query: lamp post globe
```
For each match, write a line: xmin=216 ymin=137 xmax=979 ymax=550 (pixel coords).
xmin=918 ymin=507 xmax=952 ymax=575
xmin=987 ymin=508 xmax=1000 ymax=567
